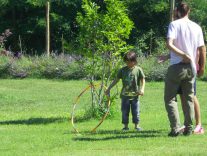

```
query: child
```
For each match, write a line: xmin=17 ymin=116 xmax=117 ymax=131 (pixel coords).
xmin=105 ymin=51 xmax=145 ymax=131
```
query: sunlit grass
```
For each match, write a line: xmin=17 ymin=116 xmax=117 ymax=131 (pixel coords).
xmin=0 ymin=79 xmax=207 ymax=156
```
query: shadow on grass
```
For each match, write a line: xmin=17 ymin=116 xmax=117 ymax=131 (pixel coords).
xmin=0 ymin=117 xmax=68 ymax=125
xmin=72 ymin=129 xmax=164 ymax=141
xmin=72 ymin=115 xmax=93 ymax=123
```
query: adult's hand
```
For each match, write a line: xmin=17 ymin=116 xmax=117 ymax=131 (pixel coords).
xmin=197 ymin=67 xmax=205 ymax=77
xmin=182 ymin=54 xmax=191 ymax=63
xmin=157 ymin=54 xmax=169 ymax=63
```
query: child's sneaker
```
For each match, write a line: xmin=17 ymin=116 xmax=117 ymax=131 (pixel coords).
xmin=193 ymin=125 xmax=204 ymax=134
xmin=135 ymin=127 xmax=142 ymax=131
xmin=122 ymin=127 xmax=129 ymax=131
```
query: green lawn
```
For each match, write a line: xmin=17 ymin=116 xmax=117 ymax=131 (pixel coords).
xmin=0 ymin=79 xmax=207 ymax=156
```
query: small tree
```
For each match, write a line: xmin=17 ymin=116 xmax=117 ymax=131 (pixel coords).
xmin=76 ymin=0 xmax=134 ymax=116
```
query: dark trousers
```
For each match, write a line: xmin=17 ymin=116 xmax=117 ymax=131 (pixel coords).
xmin=121 ymin=96 xmax=140 ymax=124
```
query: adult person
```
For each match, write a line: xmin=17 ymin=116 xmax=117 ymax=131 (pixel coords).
xmin=159 ymin=52 xmax=204 ymax=134
xmin=164 ymin=2 xmax=206 ymax=137
xmin=179 ymin=49 xmax=204 ymax=134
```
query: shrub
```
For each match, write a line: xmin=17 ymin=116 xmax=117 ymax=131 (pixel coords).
xmin=138 ymin=56 xmax=169 ymax=81
xmin=83 ymin=93 xmax=119 ymax=120
xmin=0 ymin=54 xmax=85 ymax=80
xmin=9 ymin=56 xmax=33 ymax=78
xmin=61 ymin=62 xmax=85 ymax=79
xmin=2 ymin=54 xmax=200 ymax=82
xmin=0 ymin=56 xmax=11 ymax=78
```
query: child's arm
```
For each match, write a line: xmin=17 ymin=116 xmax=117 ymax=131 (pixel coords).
xmin=138 ymin=78 xmax=145 ymax=96
xmin=105 ymin=78 xmax=120 ymax=95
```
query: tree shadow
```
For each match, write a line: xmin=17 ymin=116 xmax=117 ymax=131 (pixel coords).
xmin=72 ymin=129 xmax=165 ymax=141
xmin=0 ymin=117 xmax=68 ymax=125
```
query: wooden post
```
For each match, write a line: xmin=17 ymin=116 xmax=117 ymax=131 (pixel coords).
xmin=46 ymin=1 xmax=50 ymax=57
xmin=61 ymin=34 xmax=64 ymax=54
xmin=19 ymin=35 xmax=23 ymax=54
xmin=170 ymin=0 xmax=175 ymax=21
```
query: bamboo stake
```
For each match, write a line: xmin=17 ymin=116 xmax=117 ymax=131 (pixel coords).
xmin=46 ymin=1 xmax=50 ymax=57
xmin=170 ymin=0 xmax=175 ymax=21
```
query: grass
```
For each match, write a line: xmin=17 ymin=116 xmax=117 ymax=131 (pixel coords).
xmin=0 ymin=79 xmax=207 ymax=156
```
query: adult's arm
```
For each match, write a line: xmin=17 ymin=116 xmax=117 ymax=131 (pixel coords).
xmin=197 ymin=45 xmax=206 ymax=77
xmin=157 ymin=54 xmax=170 ymax=63
xmin=167 ymin=38 xmax=191 ymax=63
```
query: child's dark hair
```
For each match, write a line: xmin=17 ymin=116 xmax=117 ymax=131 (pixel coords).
xmin=176 ymin=2 xmax=190 ymax=17
xmin=123 ymin=51 xmax=137 ymax=63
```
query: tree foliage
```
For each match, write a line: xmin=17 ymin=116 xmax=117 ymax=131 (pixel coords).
xmin=0 ymin=0 xmax=206 ymax=54
xmin=76 ymin=0 xmax=133 ymax=114
xmin=0 ymin=0 xmax=81 ymax=54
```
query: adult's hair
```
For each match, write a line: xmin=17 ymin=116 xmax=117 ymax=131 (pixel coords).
xmin=123 ymin=51 xmax=137 ymax=63
xmin=176 ymin=2 xmax=190 ymax=17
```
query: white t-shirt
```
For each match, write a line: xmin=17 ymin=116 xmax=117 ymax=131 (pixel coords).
xmin=167 ymin=18 xmax=204 ymax=74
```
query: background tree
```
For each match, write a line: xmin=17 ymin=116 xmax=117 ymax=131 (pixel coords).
xmin=124 ymin=0 xmax=170 ymax=55
xmin=0 ymin=0 xmax=206 ymax=55
xmin=0 ymin=0 xmax=82 ymax=54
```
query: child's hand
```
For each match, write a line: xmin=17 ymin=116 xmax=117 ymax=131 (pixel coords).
xmin=105 ymin=89 xmax=110 ymax=96
xmin=137 ymin=90 xmax=144 ymax=96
